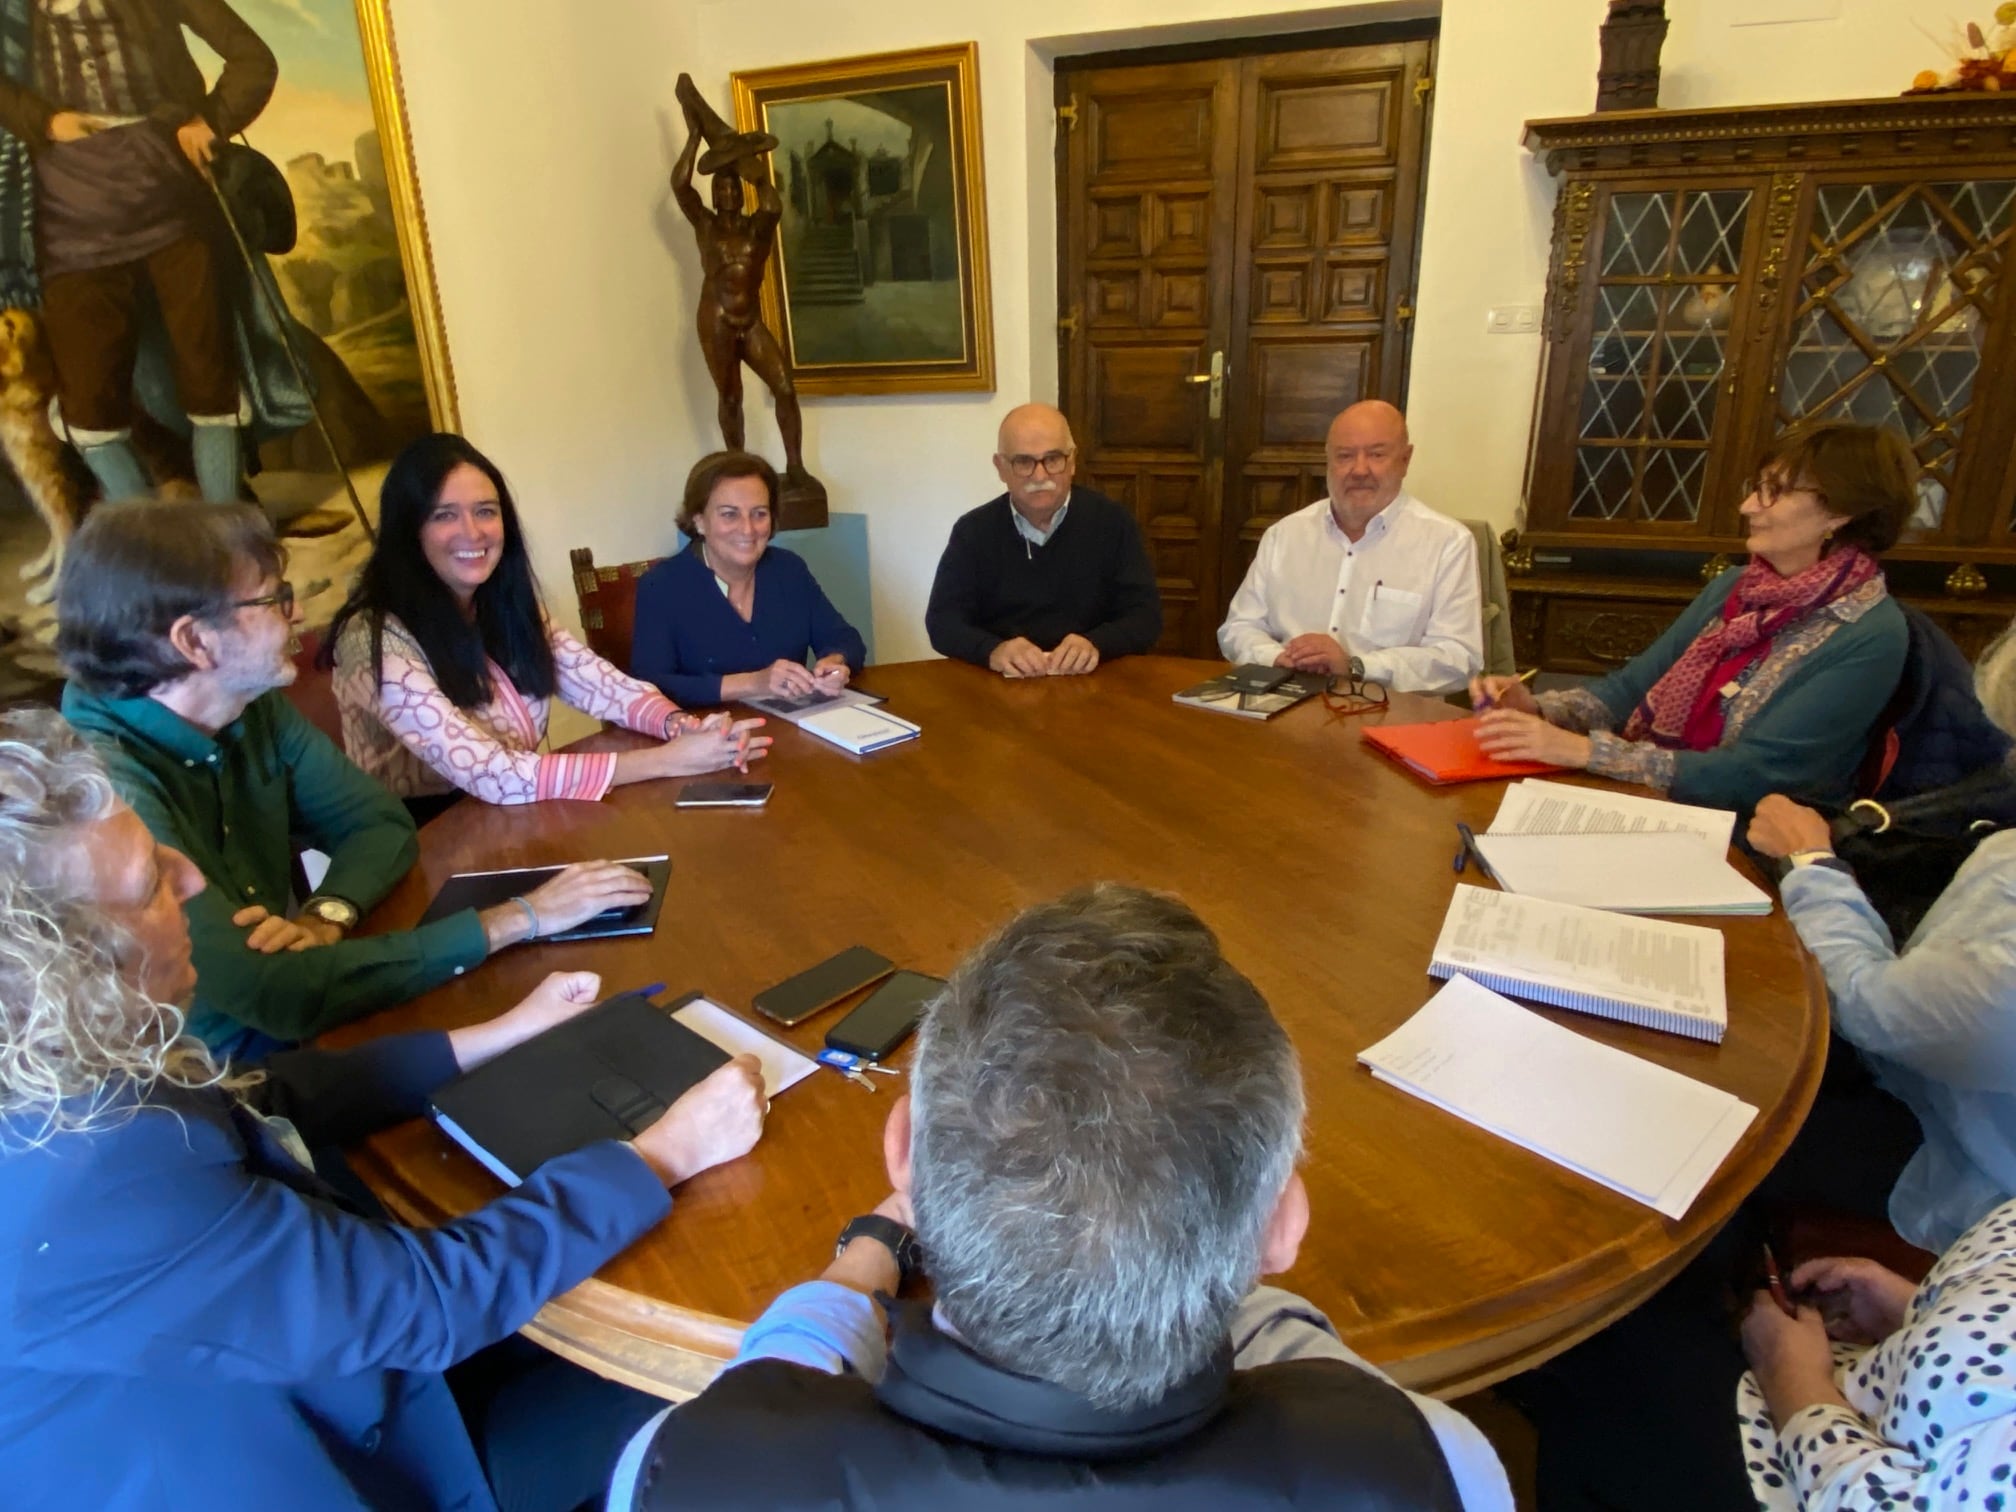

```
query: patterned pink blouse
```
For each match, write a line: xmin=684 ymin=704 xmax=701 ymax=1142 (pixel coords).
xmin=331 ymin=615 xmax=680 ymax=804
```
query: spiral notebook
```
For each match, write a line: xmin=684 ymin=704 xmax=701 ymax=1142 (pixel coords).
xmin=1428 ymin=884 xmax=1727 ymax=1043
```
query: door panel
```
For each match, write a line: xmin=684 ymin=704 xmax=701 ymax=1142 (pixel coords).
xmin=1060 ymin=37 xmax=1434 ymax=656
xmin=1221 ymin=42 xmax=1432 ymax=609
xmin=1061 ymin=60 xmax=1240 ymax=657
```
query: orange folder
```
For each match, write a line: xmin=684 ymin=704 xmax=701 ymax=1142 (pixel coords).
xmin=1360 ymin=718 xmax=1566 ymax=786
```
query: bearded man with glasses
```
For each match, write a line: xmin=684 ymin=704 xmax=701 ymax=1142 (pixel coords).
xmin=925 ymin=402 xmax=1162 ymax=678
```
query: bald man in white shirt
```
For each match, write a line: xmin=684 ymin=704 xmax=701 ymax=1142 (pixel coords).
xmin=1218 ymin=401 xmax=1483 ymax=694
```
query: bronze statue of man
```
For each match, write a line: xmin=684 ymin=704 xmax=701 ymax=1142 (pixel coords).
xmin=672 ymin=75 xmax=825 ymax=526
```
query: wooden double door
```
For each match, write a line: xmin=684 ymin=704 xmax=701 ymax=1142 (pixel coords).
xmin=1057 ymin=37 xmax=1435 ymax=655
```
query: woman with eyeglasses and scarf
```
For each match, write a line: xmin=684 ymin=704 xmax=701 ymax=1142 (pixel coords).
xmin=1471 ymin=423 xmax=1914 ymax=814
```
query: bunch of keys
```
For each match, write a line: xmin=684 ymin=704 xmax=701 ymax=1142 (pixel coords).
xmin=816 ymin=1047 xmax=903 ymax=1091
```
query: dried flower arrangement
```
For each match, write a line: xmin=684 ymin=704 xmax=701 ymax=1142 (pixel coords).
xmin=1908 ymin=8 xmax=2016 ymax=93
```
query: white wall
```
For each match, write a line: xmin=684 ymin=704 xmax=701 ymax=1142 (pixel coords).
xmin=390 ymin=0 xmax=1955 ymax=665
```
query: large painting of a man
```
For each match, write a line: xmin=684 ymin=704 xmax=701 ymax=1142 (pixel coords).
xmin=0 ymin=0 xmax=270 ymax=504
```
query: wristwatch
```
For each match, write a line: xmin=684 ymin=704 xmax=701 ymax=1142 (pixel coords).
xmin=835 ymin=1214 xmax=923 ymax=1289
xmin=1778 ymin=848 xmax=1851 ymax=880
xmin=302 ymin=895 xmax=359 ymax=932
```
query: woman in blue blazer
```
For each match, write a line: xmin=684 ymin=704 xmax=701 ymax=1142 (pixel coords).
xmin=0 ymin=708 xmax=766 ymax=1512
xmin=631 ymin=451 xmax=867 ymax=705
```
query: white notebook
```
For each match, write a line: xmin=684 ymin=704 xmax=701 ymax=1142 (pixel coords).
xmin=670 ymin=997 xmax=817 ymax=1096
xmin=1490 ymin=780 xmax=1736 ymax=851
xmin=798 ymin=703 xmax=920 ymax=755
xmin=1470 ymin=831 xmax=1772 ymax=916
xmin=1360 ymin=975 xmax=1757 ymax=1219
xmin=1430 ymin=883 xmax=1728 ymax=1042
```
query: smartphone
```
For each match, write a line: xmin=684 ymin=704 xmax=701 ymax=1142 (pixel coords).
xmin=675 ymin=781 xmax=774 ymax=808
xmin=825 ymin=970 xmax=942 ymax=1060
xmin=752 ymin=945 xmax=896 ymax=1027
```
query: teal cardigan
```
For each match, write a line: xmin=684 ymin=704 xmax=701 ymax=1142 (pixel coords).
xmin=1576 ymin=568 xmax=1907 ymax=812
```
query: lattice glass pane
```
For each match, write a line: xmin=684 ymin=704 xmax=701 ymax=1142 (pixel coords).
xmin=1673 ymin=190 xmax=1751 ymax=277
xmin=1785 ymin=180 xmax=2011 ymax=479
xmin=1580 ymin=285 xmax=1659 ymax=439
xmin=1602 ymin=193 xmax=1674 ymax=277
xmin=1939 ymin=179 xmax=2016 ymax=242
xmin=1782 ymin=308 xmax=1870 ymax=419
xmin=1649 ymin=324 xmax=1728 ymax=441
xmin=1641 ymin=448 xmax=1709 ymax=523
xmin=1571 ymin=446 xmax=1636 ymax=520
xmin=1813 ymin=183 xmax=1889 ymax=248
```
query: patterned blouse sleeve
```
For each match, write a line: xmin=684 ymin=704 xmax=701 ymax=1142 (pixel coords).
xmin=548 ymin=625 xmax=681 ymax=738
xmin=1535 ymin=685 xmax=1679 ymax=794
xmin=371 ymin=626 xmax=617 ymax=805
xmin=1776 ymin=1402 xmax=2016 ymax=1511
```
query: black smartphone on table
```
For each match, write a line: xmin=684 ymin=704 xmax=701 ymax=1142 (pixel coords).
xmin=824 ymin=970 xmax=942 ymax=1060
xmin=752 ymin=945 xmax=895 ymax=1026
xmin=675 ymin=781 xmax=774 ymax=808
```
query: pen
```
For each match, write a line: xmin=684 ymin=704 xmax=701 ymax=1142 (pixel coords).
xmin=1762 ymin=1243 xmax=1798 ymax=1319
xmin=1473 ymin=666 xmax=1541 ymax=713
xmin=1451 ymin=822 xmax=1499 ymax=884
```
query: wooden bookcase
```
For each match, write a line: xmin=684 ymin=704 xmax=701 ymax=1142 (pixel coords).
xmin=1509 ymin=94 xmax=2016 ymax=672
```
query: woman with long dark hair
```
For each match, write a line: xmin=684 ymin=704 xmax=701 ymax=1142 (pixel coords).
xmin=328 ymin=434 xmax=768 ymax=814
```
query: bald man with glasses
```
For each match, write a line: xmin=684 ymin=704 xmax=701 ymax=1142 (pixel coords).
xmin=925 ymin=403 xmax=1162 ymax=677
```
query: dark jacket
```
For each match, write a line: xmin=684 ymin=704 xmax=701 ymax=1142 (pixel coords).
xmin=925 ymin=488 xmax=1163 ymax=665
xmin=0 ymin=1032 xmax=670 ymax=1512
xmin=0 ymin=0 xmax=276 ymax=145
xmin=634 ymin=1302 xmax=1462 ymax=1511
xmin=630 ymin=543 xmax=867 ymax=705
xmin=1870 ymin=603 xmax=2014 ymax=799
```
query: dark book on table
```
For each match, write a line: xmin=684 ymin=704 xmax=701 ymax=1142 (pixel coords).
xmin=415 ymin=855 xmax=671 ymax=941
xmin=431 ymin=991 xmax=729 ymax=1185
xmin=1172 ymin=669 xmax=1327 ymax=721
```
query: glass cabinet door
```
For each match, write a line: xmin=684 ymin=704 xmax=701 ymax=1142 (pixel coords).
xmin=1570 ymin=186 xmax=1754 ymax=529
xmin=1777 ymin=179 xmax=2016 ymax=535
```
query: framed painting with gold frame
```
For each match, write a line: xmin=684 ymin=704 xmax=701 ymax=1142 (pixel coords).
xmin=0 ymin=0 xmax=462 ymax=685
xmin=731 ymin=43 xmax=994 ymax=396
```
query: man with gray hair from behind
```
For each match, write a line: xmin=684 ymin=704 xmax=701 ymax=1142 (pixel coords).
xmin=619 ymin=883 xmax=1512 ymax=1510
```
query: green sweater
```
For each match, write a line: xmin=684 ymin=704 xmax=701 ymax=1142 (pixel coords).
xmin=1580 ymin=569 xmax=1908 ymax=812
xmin=62 ymin=686 xmax=488 ymax=1057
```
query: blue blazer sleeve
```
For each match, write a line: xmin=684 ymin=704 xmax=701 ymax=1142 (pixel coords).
xmin=11 ymin=1099 xmax=671 ymax=1383
xmin=630 ymin=558 xmax=725 ymax=706
xmin=251 ymin=1031 xmax=460 ymax=1148
xmin=785 ymin=552 xmax=866 ymax=671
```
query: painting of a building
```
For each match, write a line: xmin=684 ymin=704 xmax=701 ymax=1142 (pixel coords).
xmin=769 ymin=84 xmax=967 ymax=367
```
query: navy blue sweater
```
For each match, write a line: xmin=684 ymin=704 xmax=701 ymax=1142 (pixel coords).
xmin=630 ymin=544 xmax=867 ymax=705
xmin=924 ymin=489 xmax=1163 ymax=666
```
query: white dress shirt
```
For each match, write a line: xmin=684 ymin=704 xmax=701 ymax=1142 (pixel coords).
xmin=1217 ymin=492 xmax=1484 ymax=694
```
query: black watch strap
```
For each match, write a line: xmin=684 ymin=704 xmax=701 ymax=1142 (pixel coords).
xmin=836 ymin=1214 xmax=922 ymax=1289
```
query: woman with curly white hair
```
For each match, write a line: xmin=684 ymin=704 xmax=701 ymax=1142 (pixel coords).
xmin=0 ymin=707 xmax=766 ymax=1512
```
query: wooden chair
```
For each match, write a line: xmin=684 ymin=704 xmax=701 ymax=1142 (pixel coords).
xmin=570 ymin=547 xmax=665 ymax=670
xmin=285 ymin=627 xmax=346 ymax=749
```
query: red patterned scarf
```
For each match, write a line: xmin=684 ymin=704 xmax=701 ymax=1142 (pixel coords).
xmin=1621 ymin=546 xmax=1883 ymax=751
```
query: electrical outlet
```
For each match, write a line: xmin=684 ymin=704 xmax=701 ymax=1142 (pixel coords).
xmin=1487 ymin=304 xmax=1540 ymax=335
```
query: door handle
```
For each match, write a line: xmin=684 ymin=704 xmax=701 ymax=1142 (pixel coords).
xmin=1186 ymin=350 xmax=1227 ymax=419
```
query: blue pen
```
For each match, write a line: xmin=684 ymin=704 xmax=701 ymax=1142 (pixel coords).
xmin=1451 ymin=823 xmax=1501 ymax=885
xmin=637 ymin=982 xmax=667 ymax=1000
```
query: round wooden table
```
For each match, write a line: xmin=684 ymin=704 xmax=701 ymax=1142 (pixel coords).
xmin=328 ymin=655 xmax=1827 ymax=1401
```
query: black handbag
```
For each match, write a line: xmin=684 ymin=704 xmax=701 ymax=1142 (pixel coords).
xmin=1826 ymin=764 xmax=2016 ymax=941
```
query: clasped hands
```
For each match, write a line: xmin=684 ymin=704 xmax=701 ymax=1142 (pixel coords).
xmin=1739 ymin=1254 xmax=1917 ymax=1430
xmin=1466 ymin=672 xmax=1592 ymax=770
xmin=760 ymin=655 xmax=852 ymax=698
xmin=447 ymin=970 xmax=769 ymax=1188
xmin=989 ymin=634 xmax=1100 ymax=678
